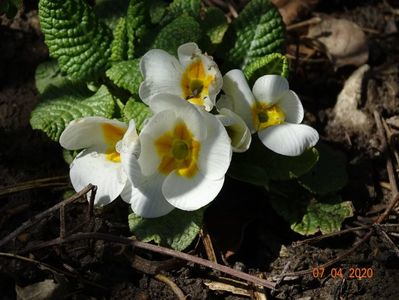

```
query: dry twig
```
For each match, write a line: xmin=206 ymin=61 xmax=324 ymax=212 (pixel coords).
xmin=154 ymin=274 xmax=186 ymax=300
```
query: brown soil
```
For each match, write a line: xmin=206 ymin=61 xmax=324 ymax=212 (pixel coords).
xmin=1 ymin=0 xmax=399 ymax=299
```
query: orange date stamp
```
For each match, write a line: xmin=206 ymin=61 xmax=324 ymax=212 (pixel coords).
xmin=312 ymin=267 xmax=374 ymax=280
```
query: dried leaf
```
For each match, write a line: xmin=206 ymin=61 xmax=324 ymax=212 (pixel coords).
xmin=307 ymin=16 xmax=369 ymax=68
xmin=330 ymin=64 xmax=371 ymax=134
xmin=271 ymin=0 xmax=319 ymax=25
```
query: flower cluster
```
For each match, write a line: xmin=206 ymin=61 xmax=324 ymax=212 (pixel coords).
xmin=60 ymin=43 xmax=319 ymax=218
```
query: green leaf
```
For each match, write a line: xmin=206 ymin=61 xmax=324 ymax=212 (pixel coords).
xmin=298 ymin=142 xmax=348 ymax=195
xmin=152 ymin=14 xmax=202 ymax=55
xmin=30 ymin=85 xmax=115 ymax=141
xmin=200 ymin=7 xmax=229 ymax=52
xmin=110 ymin=17 xmax=128 ymax=62
xmin=128 ymin=208 xmax=204 ymax=251
xmin=122 ymin=98 xmax=152 ymax=131
xmin=243 ymin=53 xmax=289 ymax=85
xmin=94 ymin=0 xmax=129 ymax=30
xmin=149 ymin=0 xmax=167 ymax=24
xmin=228 ymin=137 xmax=319 ymax=185
xmin=106 ymin=59 xmax=143 ymax=95
xmin=38 ymin=0 xmax=113 ymax=82
xmin=224 ymin=0 xmax=285 ymax=69
xmin=269 ymin=190 xmax=354 ymax=235
xmin=35 ymin=60 xmax=71 ymax=94
xmin=126 ymin=0 xmax=150 ymax=59
xmin=160 ymin=0 xmax=200 ymax=26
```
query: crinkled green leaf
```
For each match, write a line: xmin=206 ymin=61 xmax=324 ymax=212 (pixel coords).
xmin=38 ymin=0 xmax=113 ymax=81
xmin=298 ymin=143 xmax=348 ymax=195
xmin=200 ymin=7 xmax=229 ymax=51
xmin=35 ymin=60 xmax=71 ymax=94
xmin=269 ymin=189 xmax=354 ymax=235
xmin=224 ymin=0 xmax=285 ymax=69
xmin=160 ymin=0 xmax=200 ymax=26
xmin=152 ymin=14 xmax=202 ymax=55
xmin=243 ymin=53 xmax=289 ymax=85
xmin=110 ymin=17 xmax=128 ymax=62
xmin=128 ymin=208 xmax=204 ymax=251
xmin=30 ymin=85 xmax=115 ymax=141
xmin=228 ymin=137 xmax=319 ymax=185
xmin=106 ymin=59 xmax=142 ymax=95
xmin=149 ymin=0 xmax=167 ymax=24
xmin=122 ymin=98 xmax=152 ymax=131
xmin=126 ymin=0 xmax=150 ymax=59
xmin=94 ymin=0 xmax=129 ymax=30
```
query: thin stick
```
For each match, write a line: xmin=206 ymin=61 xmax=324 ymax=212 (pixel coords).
xmin=20 ymin=232 xmax=276 ymax=290
xmin=374 ymin=111 xmax=398 ymax=194
xmin=0 ymin=252 xmax=106 ymax=289
xmin=292 ymin=225 xmax=371 ymax=247
xmin=374 ymin=225 xmax=399 ymax=258
xmin=286 ymin=17 xmax=322 ymax=31
xmin=154 ymin=274 xmax=186 ymax=300
xmin=0 ymin=184 xmax=95 ymax=248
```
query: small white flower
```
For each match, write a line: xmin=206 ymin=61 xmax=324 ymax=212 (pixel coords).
xmin=215 ymin=97 xmax=252 ymax=153
xmin=221 ymin=70 xmax=319 ymax=156
xmin=60 ymin=116 xmax=139 ymax=206
xmin=139 ymin=42 xmax=222 ymax=111
xmin=121 ymin=94 xmax=232 ymax=218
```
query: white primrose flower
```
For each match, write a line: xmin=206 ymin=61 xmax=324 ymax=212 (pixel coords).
xmin=139 ymin=42 xmax=222 ymax=112
xmin=221 ymin=70 xmax=319 ymax=156
xmin=215 ymin=97 xmax=252 ymax=153
xmin=60 ymin=116 xmax=139 ymax=206
xmin=121 ymin=94 xmax=232 ymax=218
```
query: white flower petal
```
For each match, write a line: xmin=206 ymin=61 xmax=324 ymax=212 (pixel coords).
xmin=60 ymin=117 xmax=127 ymax=150
xmin=119 ymin=120 xmax=141 ymax=183
xmin=216 ymin=94 xmax=234 ymax=111
xmin=139 ymin=49 xmax=183 ymax=104
xmin=148 ymin=93 xmax=190 ymax=114
xmin=147 ymin=97 xmax=206 ymax=141
xmin=163 ymin=171 xmax=225 ymax=211
xmin=121 ymin=175 xmax=174 ymax=218
xmin=252 ymin=75 xmax=289 ymax=105
xmin=138 ymin=132 xmax=162 ymax=177
xmin=177 ymin=42 xmax=201 ymax=67
xmin=258 ymin=123 xmax=319 ymax=156
xmin=217 ymin=108 xmax=252 ymax=153
xmin=70 ymin=149 xmax=127 ymax=206
xmin=197 ymin=111 xmax=232 ymax=179
xmin=222 ymin=69 xmax=256 ymax=132
xmin=278 ymin=90 xmax=304 ymax=124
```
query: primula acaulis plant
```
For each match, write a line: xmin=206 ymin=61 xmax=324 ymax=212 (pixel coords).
xmin=31 ymin=0 xmax=353 ymax=250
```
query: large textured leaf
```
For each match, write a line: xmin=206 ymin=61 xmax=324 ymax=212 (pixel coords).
xmin=106 ymin=59 xmax=143 ymax=95
xmin=160 ymin=0 xmax=200 ymax=26
xmin=298 ymin=143 xmax=348 ymax=195
xmin=126 ymin=0 xmax=150 ymax=59
xmin=152 ymin=14 xmax=202 ymax=55
xmin=122 ymin=98 xmax=152 ymax=131
xmin=225 ymin=0 xmax=285 ymax=69
xmin=200 ymin=7 xmax=229 ymax=52
xmin=243 ymin=53 xmax=289 ymax=85
xmin=38 ymin=0 xmax=113 ymax=81
xmin=269 ymin=188 xmax=354 ymax=235
xmin=128 ymin=208 xmax=204 ymax=251
xmin=30 ymin=85 xmax=115 ymax=141
xmin=35 ymin=60 xmax=71 ymax=94
xmin=228 ymin=137 xmax=319 ymax=185
xmin=110 ymin=17 xmax=128 ymax=62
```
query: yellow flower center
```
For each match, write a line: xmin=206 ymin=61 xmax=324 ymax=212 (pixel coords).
xmin=252 ymin=103 xmax=285 ymax=131
xmin=102 ymin=123 xmax=127 ymax=163
xmin=155 ymin=122 xmax=200 ymax=178
xmin=181 ymin=59 xmax=214 ymax=107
